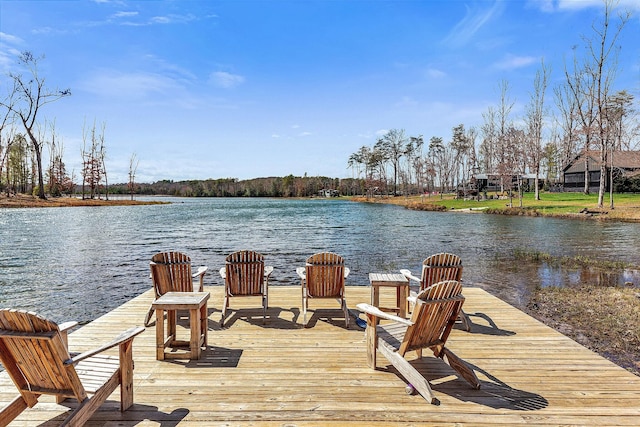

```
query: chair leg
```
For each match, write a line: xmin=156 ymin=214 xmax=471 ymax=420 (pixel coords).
xmin=119 ymin=338 xmax=135 ymax=411
xmin=441 ymin=347 xmax=481 ymax=390
xmin=458 ymin=309 xmax=472 ymax=332
xmin=378 ymin=340 xmax=438 ymax=404
xmin=0 ymin=395 xmax=29 ymax=427
xmin=221 ymin=295 xmax=229 ymax=327
xmin=302 ymin=292 xmax=308 ymax=327
xmin=363 ymin=313 xmax=377 ymax=369
xmin=262 ymin=293 xmax=267 ymax=325
xmin=341 ymin=298 xmax=349 ymax=328
xmin=144 ymin=305 xmax=154 ymax=327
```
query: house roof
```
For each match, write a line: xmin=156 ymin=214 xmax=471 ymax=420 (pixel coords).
xmin=563 ymin=150 xmax=640 ymax=173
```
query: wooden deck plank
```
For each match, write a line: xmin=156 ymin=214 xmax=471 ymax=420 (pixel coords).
xmin=2 ymin=285 xmax=640 ymax=426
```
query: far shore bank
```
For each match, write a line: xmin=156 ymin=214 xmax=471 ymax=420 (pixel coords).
xmin=0 ymin=193 xmax=168 ymax=208
xmin=350 ymin=193 xmax=640 ymax=223
xmin=5 ymin=191 xmax=640 ymax=223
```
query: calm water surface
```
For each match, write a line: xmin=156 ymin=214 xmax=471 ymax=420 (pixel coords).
xmin=1 ymin=197 xmax=639 ymax=324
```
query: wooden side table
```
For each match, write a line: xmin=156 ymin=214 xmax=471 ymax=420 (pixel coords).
xmin=152 ymin=292 xmax=209 ymax=360
xmin=369 ymin=273 xmax=409 ymax=319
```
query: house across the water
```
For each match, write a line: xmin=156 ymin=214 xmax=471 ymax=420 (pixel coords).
xmin=563 ymin=150 xmax=640 ymax=192
xmin=318 ymin=189 xmax=339 ymax=197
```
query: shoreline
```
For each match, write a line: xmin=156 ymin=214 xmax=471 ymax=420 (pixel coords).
xmin=0 ymin=194 xmax=167 ymax=208
xmin=349 ymin=194 xmax=640 ymax=223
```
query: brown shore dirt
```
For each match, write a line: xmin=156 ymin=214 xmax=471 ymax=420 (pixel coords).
xmin=3 ymin=192 xmax=639 ymax=376
xmin=0 ymin=193 xmax=167 ymax=208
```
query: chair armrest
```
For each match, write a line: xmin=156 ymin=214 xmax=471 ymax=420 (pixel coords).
xmin=193 ymin=266 xmax=208 ymax=278
xmin=58 ymin=321 xmax=78 ymax=349
xmin=407 ymin=294 xmax=417 ymax=305
xmin=400 ymin=269 xmax=421 ymax=283
xmin=58 ymin=321 xmax=78 ymax=332
xmin=296 ymin=267 xmax=306 ymax=279
xmin=344 ymin=267 xmax=350 ymax=279
xmin=265 ymin=266 xmax=274 ymax=278
xmin=67 ymin=326 xmax=145 ymax=365
xmin=192 ymin=266 xmax=208 ymax=291
xmin=356 ymin=303 xmax=413 ymax=326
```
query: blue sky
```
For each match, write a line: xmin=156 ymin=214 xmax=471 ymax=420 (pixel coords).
xmin=1 ymin=0 xmax=639 ymax=183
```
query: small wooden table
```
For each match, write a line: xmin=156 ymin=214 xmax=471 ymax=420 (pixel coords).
xmin=152 ymin=292 xmax=209 ymax=360
xmin=369 ymin=273 xmax=409 ymax=319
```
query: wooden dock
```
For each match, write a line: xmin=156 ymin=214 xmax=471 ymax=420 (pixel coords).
xmin=2 ymin=285 xmax=640 ymax=426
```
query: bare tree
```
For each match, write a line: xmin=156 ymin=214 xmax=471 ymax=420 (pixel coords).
xmin=589 ymin=0 xmax=630 ymax=207
xmin=428 ymin=136 xmax=446 ymax=197
xmin=377 ymin=129 xmax=408 ymax=196
xmin=81 ymin=120 xmax=108 ymax=199
xmin=554 ymin=79 xmax=580 ymax=169
xmin=479 ymin=106 xmax=497 ymax=176
xmin=1 ymin=52 xmax=70 ymax=199
xmin=98 ymin=122 xmax=108 ymax=200
xmin=128 ymin=153 xmax=139 ymax=200
xmin=605 ymin=90 xmax=635 ymax=208
xmin=564 ymin=0 xmax=629 ymax=202
xmin=496 ymin=80 xmax=515 ymax=193
xmin=0 ymin=90 xmax=17 ymax=195
xmin=525 ymin=60 xmax=551 ymax=201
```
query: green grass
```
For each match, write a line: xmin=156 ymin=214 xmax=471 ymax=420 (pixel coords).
xmin=406 ymin=191 xmax=640 ymax=219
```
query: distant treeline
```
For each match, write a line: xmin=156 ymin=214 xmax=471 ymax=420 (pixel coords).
xmin=106 ymin=175 xmax=367 ymax=198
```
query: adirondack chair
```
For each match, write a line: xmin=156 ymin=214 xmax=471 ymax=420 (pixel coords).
xmin=356 ymin=280 xmax=480 ymax=404
xmin=296 ymin=252 xmax=349 ymax=328
xmin=0 ymin=309 xmax=144 ymax=427
xmin=219 ymin=250 xmax=273 ymax=327
xmin=400 ymin=252 xmax=472 ymax=331
xmin=144 ymin=251 xmax=208 ymax=326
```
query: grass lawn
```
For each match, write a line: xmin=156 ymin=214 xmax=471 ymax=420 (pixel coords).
xmin=363 ymin=191 xmax=640 ymax=221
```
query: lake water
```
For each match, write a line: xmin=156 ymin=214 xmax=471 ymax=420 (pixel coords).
xmin=1 ymin=197 xmax=639 ymax=324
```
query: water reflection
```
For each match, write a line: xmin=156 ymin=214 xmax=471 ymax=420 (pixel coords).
xmin=537 ymin=263 xmax=640 ymax=288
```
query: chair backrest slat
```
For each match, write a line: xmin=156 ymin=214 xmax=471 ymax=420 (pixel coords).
xmin=150 ymin=251 xmax=194 ymax=295
xmin=420 ymin=253 xmax=463 ymax=292
xmin=305 ymin=252 xmax=345 ymax=298
xmin=0 ymin=309 xmax=86 ymax=401
xmin=225 ymin=250 xmax=265 ymax=296
xmin=400 ymin=280 xmax=464 ymax=356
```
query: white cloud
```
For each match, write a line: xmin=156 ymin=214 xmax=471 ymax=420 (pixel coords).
xmin=113 ymin=11 xmax=138 ymax=18
xmin=494 ymin=54 xmax=538 ymax=70
xmin=79 ymin=69 xmax=185 ymax=100
xmin=298 ymin=132 xmax=312 ymax=137
xmin=528 ymin=0 xmax=640 ymax=12
xmin=209 ymin=71 xmax=245 ymax=89
xmin=426 ymin=68 xmax=447 ymax=79
xmin=395 ymin=96 xmax=418 ymax=108
xmin=443 ymin=0 xmax=506 ymax=47
xmin=0 ymin=32 xmax=24 ymax=45
xmin=0 ymin=33 xmax=24 ymax=72
xmin=150 ymin=16 xmax=171 ymax=24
